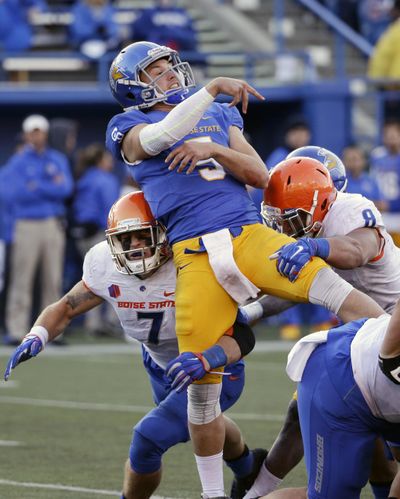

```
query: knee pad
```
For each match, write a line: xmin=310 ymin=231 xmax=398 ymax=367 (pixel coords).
xmin=129 ymin=429 xmax=163 ymax=474
xmin=131 ymin=395 xmax=191 ymax=473
xmin=188 ymin=382 xmax=222 ymax=425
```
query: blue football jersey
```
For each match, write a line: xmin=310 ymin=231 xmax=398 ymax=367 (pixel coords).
xmin=106 ymin=102 xmax=260 ymax=244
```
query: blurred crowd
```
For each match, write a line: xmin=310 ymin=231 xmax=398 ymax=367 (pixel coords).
xmin=0 ymin=0 xmax=197 ymax=57
xmin=0 ymin=113 xmax=137 ymax=345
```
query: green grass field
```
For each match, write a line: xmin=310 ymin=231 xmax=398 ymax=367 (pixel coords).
xmin=0 ymin=329 xmax=374 ymax=499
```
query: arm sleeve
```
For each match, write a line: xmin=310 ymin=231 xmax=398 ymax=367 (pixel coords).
xmin=106 ymin=111 xmax=152 ymax=162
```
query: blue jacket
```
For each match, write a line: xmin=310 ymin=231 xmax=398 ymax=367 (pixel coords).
xmin=2 ymin=145 xmax=73 ymax=220
xmin=264 ymin=146 xmax=289 ymax=170
xmin=69 ymin=1 xmax=118 ymax=46
xmin=72 ymin=167 xmax=120 ymax=229
xmin=0 ymin=167 xmax=13 ymax=242
xmin=346 ymin=172 xmax=383 ymax=202
xmin=370 ymin=146 xmax=400 ymax=212
xmin=0 ymin=0 xmax=45 ymax=51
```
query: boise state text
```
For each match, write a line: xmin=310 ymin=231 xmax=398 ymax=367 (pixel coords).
xmin=117 ymin=300 xmax=175 ymax=309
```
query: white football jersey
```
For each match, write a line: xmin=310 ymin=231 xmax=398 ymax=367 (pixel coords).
xmin=320 ymin=192 xmax=400 ymax=313
xmin=351 ymin=314 xmax=400 ymax=422
xmin=83 ymin=241 xmax=178 ymax=369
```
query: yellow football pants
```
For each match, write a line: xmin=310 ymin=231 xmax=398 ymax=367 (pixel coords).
xmin=172 ymin=223 xmax=327 ymax=356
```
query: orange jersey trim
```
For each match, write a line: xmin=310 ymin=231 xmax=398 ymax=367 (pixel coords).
xmin=369 ymin=228 xmax=385 ymax=263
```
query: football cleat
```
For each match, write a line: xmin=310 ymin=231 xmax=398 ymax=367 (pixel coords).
xmin=230 ymin=448 xmax=268 ymax=499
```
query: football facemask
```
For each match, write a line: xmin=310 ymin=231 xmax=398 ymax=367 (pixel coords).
xmin=109 ymin=41 xmax=196 ymax=110
xmin=106 ymin=191 xmax=170 ymax=276
xmin=262 ymin=157 xmax=337 ymax=238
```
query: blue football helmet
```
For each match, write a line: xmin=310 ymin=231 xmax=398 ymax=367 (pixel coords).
xmin=287 ymin=145 xmax=347 ymax=192
xmin=109 ymin=41 xmax=196 ymax=110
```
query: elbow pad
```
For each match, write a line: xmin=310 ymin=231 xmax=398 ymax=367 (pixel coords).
xmin=379 ymin=353 xmax=400 ymax=385
xmin=227 ymin=321 xmax=256 ymax=358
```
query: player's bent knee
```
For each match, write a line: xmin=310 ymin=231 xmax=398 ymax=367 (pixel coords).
xmin=229 ymin=321 xmax=255 ymax=357
xmin=188 ymin=383 xmax=222 ymax=425
xmin=129 ymin=430 xmax=163 ymax=474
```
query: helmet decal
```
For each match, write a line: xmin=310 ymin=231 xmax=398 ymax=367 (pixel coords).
xmin=287 ymin=145 xmax=347 ymax=192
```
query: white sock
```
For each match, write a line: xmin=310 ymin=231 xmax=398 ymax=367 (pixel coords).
xmin=243 ymin=462 xmax=282 ymax=498
xmin=195 ymin=451 xmax=225 ymax=496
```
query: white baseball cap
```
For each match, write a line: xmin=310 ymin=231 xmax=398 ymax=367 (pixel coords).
xmin=22 ymin=114 xmax=50 ymax=133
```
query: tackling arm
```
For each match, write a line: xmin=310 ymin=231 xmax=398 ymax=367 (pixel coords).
xmin=271 ymin=227 xmax=382 ymax=282
xmin=324 ymin=228 xmax=382 ymax=269
xmin=238 ymin=295 xmax=295 ymax=325
xmin=4 ymin=281 xmax=103 ymax=380
xmin=34 ymin=280 xmax=104 ymax=341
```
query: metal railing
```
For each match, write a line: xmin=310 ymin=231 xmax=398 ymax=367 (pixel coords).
xmin=271 ymin=0 xmax=374 ymax=78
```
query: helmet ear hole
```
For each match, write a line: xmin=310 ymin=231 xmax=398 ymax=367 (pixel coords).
xmin=126 ymin=92 xmax=135 ymax=101
xmin=321 ymin=199 xmax=327 ymax=210
xmin=287 ymin=176 xmax=291 ymax=185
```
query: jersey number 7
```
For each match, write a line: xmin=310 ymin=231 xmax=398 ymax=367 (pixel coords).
xmin=137 ymin=311 xmax=164 ymax=344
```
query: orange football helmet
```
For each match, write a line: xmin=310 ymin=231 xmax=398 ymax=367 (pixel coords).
xmin=106 ymin=191 xmax=170 ymax=276
xmin=262 ymin=157 xmax=337 ymax=238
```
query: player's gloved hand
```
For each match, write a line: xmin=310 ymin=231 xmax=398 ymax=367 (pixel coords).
xmin=270 ymin=237 xmax=330 ymax=283
xmin=4 ymin=327 xmax=48 ymax=381
xmin=166 ymin=345 xmax=228 ymax=393
xmin=166 ymin=352 xmax=209 ymax=393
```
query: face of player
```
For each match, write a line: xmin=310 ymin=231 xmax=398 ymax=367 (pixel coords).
xmin=281 ymin=209 xmax=314 ymax=238
xmin=140 ymin=58 xmax=181 ymax=93
xmin=118 ymin=230 xmax=153 ymax=260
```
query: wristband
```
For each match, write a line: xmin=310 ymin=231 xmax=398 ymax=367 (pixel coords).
xmin=26 ymin=326 xmax=49 ymax=348
xmin=202 ymin=345 xmax=228 ymax=370
xmin=242 ymin=301 xmax=264 ymax=323
xmin=313 ymin=238 xmax=330 ymax=259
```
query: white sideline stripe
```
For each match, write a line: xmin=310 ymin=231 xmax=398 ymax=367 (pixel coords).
xmin=0 ymin=478 xmax=176 ymax=498
xmin=0 ymin=440 xmax=21 ymax=446
xmin=0 ymin=340 xmax=294 ymax=357
xmin=0 ymin=479 xmax=120 ymax=496
xmin=0 ymin=395 xmax=284 ymax=422
xmin=0 ymin=380 xmax=19 ymax=388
